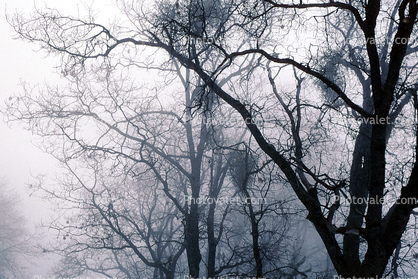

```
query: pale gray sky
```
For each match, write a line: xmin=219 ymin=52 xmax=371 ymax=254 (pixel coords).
xmin=0 ymin=0 xmax=114 ymax=276
xmin=0 ymin=0 xmax=58 ymax=225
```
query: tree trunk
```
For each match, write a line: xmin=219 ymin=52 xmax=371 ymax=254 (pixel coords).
xmin=343 ymin=122 xmax=371 ymax=272
xmin=185 ymin=202 xmax=201 ymax=278
xmin=207 ymin=202 xmax=217 ymax=278
xmin=247 ymin=199 xmax=263 ymax=278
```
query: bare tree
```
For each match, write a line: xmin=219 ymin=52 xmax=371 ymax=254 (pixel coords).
xmin=41 ymin=158 xmax=186 ymax=279
xmin=0 ymin=179 xmax=31 ymax=279
xmin=7 ymin=0 xmax=418 ymax=277
xmin=5 ymin=48 xmax=263 ymax=277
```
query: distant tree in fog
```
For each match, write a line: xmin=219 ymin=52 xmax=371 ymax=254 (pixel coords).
xmin=0 ymin=179 xmax=30 ymax=279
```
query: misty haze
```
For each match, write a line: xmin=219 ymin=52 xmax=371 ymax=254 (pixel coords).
xmin=1 ymin=1 xmax=418 ymax=278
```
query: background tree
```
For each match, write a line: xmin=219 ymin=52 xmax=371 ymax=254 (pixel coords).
xmin=0 ymin=179 xmax=31 ymax=279
xmin=42 ymin=158 xmax=186 ymax=279
xmin=8 ymin=59 xmax=310 ymax=278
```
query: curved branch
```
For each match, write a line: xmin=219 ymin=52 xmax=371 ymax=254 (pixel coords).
xmin=263 ymin=0 xmax=364 ymax=28
xmin=229 ymin=48 xmax=372 ymax=118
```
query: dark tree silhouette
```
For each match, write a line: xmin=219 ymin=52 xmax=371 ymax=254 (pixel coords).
xmin=7 ymin=0 xmax=418 ymax=277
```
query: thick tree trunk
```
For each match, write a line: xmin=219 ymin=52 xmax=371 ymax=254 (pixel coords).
xmin=343 ymin=122 xmax=371 ymax=272
xmin=207 ymin=203 xmax=216 ymax=278
xmin=240 ymin=151 xmax=263 ymax=277
xmin=247 ymin=200 xmax=263 ymax=278
xmin=185 ymin=202 xmax=202 ymax=278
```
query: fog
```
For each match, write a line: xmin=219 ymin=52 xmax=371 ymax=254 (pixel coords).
xmin=1 ymin=1 xmax=417 ymax=278
xmin=0 ymin=1 xmax=108 ymax=276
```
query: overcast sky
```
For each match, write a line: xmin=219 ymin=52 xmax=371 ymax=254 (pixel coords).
xmin=1 ymin=0 xmax=58 ymax=223
xmin=0 ymin=0 xmax=119 ymax=218
xmin=0 ymin=0 xmax=114 ymax=276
